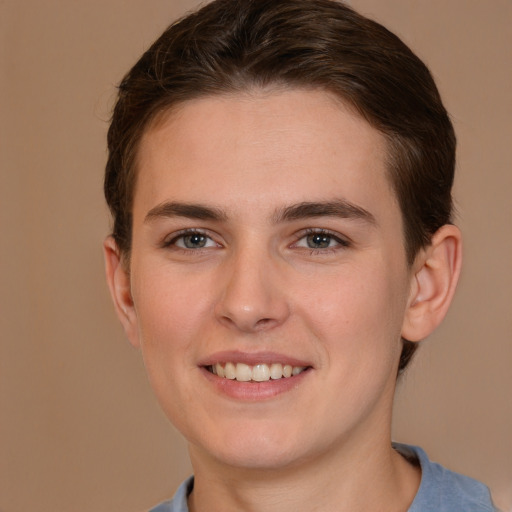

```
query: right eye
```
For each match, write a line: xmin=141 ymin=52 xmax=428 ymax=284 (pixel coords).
xmin=165 ymin=230 xmax=219 ymax=250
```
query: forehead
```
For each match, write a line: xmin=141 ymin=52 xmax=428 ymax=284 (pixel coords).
xmin=134 ymin=88 xmax=397 ymax=222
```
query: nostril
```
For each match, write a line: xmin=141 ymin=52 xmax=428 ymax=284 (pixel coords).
xmin=253 ymin=317 xmax=277 ymax=330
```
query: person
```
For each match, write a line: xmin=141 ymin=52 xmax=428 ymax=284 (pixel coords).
xmin=103 ymin=0 xmax=497 ymax=510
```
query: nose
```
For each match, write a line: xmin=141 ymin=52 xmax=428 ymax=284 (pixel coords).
xmin=214 ymin=246 xmax=290 ymax=333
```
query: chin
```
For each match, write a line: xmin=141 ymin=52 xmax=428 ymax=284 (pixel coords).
xmin=213 ymin=443 xmax=304 ymax=471
xmin=190 ymin=422 xmax=309 ymax=471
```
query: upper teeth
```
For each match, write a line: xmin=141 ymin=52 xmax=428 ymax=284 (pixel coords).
xmin=211 ymin=362 xmax=306 ymax=382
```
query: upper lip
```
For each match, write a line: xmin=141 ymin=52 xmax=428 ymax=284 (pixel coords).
xmin=199 ymin=350 xmax=313 ymax=368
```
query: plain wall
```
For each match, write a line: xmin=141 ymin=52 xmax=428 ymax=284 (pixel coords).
xmin=1 ymin=1 xmax=510 ymax=510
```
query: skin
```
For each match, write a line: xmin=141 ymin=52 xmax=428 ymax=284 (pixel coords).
xmin=104 ymin=88 xmax=462 ymax=511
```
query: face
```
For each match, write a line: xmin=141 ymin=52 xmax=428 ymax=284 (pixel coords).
xmin=118 ymin=89 xmax=417 ymax=471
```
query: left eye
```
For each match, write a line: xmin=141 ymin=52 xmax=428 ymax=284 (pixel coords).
xmin=174 ymin=232 xmax=217 ymax=249
xmin=295 ymin=231 xmax=347 ymax=250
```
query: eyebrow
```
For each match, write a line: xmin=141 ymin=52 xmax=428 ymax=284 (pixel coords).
xmin=144 ymin=199 xmax=376 ymax=225
xmin=273 ymin=200 xmax=376 ymax=225
xmin=145 ymin=201 xmax=228 ymax=222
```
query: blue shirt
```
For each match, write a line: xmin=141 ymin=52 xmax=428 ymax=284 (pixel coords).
xmin=149 ymin=444 xmax=497 ymax=511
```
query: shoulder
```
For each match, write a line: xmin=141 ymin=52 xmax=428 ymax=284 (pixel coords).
xmin=148 ymin=477 xmax=193 ymax=512
xmin=394 ymin=443 xmax=498 ymax=512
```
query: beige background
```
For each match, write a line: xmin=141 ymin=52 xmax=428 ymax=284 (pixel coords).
xmin=1 ymin=1 xmax=511 ymax=511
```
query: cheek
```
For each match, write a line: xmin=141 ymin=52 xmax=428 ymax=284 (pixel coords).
xmin=130 ymin=270 xmax=212 ymax=427
xmin=296 ymin=261 xmax=408 ymax=356
xmin=132 ymin=268 xmax=213 ymax=360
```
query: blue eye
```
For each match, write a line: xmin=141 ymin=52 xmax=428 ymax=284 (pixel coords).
xmin=295 ymin=230 xmax=349 ymax=251
xmin=306 ymin=233 xmax=334 ymax=249
xmin=167 ymin=231 xmax=218 ymax=250
xmin=180 ymin=233 xmax=208 ymax=248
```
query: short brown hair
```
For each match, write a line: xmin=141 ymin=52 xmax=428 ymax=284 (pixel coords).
xmin=105 ymin=0 xmax=456 ymax=372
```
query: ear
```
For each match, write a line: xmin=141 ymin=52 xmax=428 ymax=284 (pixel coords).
xmin=401 ymin=224 xmax=462 ymax=342
xmin=103 ymin=236 xmax=141 ymax=348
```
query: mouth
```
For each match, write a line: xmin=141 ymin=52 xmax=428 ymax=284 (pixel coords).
xmin=206 ymin=362 xmax=309 ymax=382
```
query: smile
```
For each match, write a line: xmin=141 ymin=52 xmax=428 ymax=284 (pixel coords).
xmin=208 ymin=362 xmax=308 ymax=382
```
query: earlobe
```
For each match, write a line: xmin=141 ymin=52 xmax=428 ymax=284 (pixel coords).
xmin=103 ymin=236 xmax=141 ymax=348
xmin=402 ymin=224 xmax=462 ymax=342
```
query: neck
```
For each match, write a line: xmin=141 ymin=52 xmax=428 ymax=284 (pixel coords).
xmin=187 ymin=433 xmax=420 ymax=512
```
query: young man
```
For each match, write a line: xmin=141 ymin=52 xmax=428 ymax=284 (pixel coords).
xmin=103 ymin=0 xmax=497 ymax=510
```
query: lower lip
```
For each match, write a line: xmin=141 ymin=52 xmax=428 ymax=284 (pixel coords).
xmin=200 ymin=367 xmax=310 ymax=401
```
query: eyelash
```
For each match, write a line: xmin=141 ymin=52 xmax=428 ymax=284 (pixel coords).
xmin=162 ymin=229 xmax=219 ymax=252
xmin=161 ymin=228 xmax=350 ymax=256
xmin=293 ymin=228 xmax=351 ymax=255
